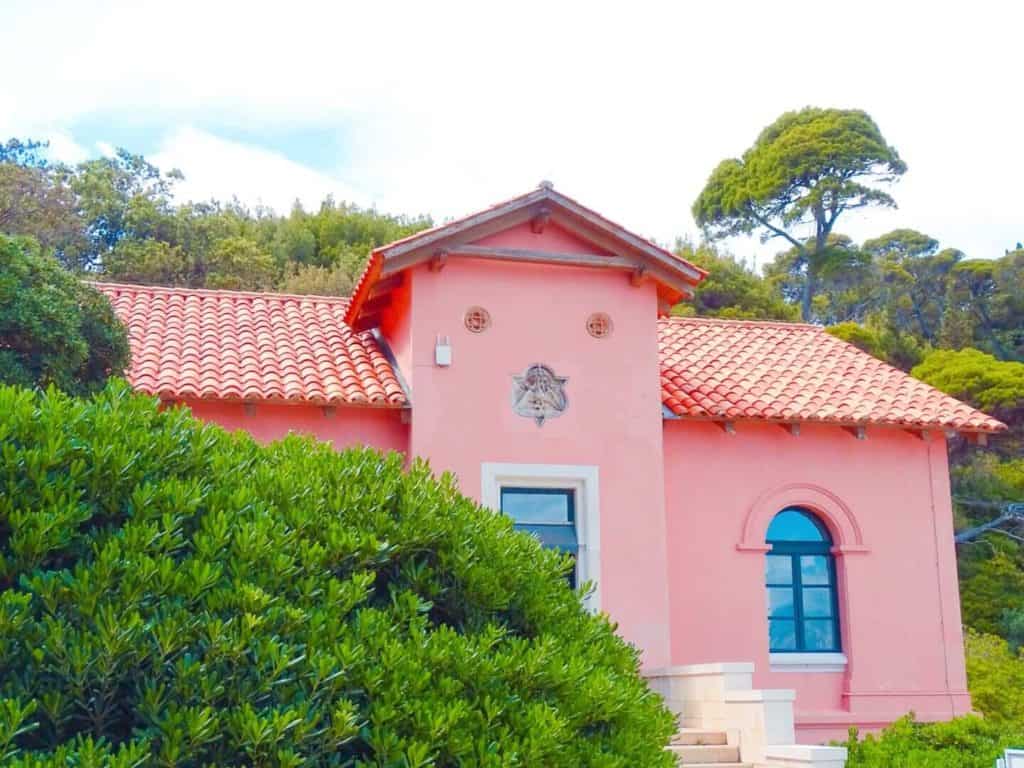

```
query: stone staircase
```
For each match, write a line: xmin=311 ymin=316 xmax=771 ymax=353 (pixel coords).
xmin=668 ymin=728 xmax=749 ymax=766
xmin=646 ymin=663 xmax=847 ymax=768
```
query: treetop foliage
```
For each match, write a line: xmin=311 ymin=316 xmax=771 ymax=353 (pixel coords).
xmin=862 ymin=228 xmax=939 ymax=261
xmin=693 ymin=107 xmax=906 ymax=320
xmin=912 ymin=348 xmax=1024 ymax=413
xmin=694 ymin=108 xmax=905 ymax=242
xmin=0 ymin=138 xmax=432 ymax=295
xmin=0 ymin=139 xmax=50 ymax=168
xmin=0 ymin=383 xmax=674 ymax=766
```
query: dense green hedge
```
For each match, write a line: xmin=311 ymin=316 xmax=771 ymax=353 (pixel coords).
xmin=0 ymin=383 xmax=675 ymax=766
xmin=843 ymin=715 xmax=1024 ymax=768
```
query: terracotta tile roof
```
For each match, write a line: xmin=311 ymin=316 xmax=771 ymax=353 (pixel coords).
xmin=659 ymin=317 xmax=1005 ymax=433
xmin=95 ymin=282 xmax=1003 ymax=432
xmin=95 ymin=282 xmax=407 ymax=407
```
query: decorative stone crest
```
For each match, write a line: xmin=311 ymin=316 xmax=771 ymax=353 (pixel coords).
xmin=512 ymin=364 xmax=568 ymax=426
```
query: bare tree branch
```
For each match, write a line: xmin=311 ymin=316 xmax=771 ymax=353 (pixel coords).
xmin=747 ymin=208 xmax=805 ymax=252
xmin=955 ymin=503 xmax=1024 ymax=544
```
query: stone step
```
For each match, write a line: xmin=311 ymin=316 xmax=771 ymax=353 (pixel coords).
xmin=675 ymin=764 xmax=751 ymax=768
xmin=671 ymin=728 xmax=728 ymax=746
xmin=668 ymin=743 xmax=741 ymax=763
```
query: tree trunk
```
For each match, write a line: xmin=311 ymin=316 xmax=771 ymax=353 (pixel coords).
xmin=912 ymin=300 xmax=931 ymax=342
xmin=804 ymin=211 xmax=830 ymax=324
xmin=973 ymin=300 xmax=1011 ymax=359
xmin=801 ymin=268 xmax=815 ymax=322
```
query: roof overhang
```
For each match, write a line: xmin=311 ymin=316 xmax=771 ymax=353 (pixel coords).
xmin=345 ymin=184 xmax=707 ymax=331
xmin=660 ymin=412 xmax=1005 ymax=440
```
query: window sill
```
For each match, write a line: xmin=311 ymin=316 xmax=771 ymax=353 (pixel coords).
xmin=770 ymin=652 xmax=847 ymax=673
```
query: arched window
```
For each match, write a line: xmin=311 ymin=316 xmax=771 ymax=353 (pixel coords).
xmin=765 ymin=508 xmax=841 ymax=653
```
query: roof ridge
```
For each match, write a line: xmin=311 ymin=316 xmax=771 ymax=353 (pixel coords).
xmin=542 ymin=186 xmax=698 ymax=268
xmin=369 ymin=188 xmax=537 ymax=257
xmin=91 ymin=281 xmax=351 ymax=305
xmin=348 ymin=184 xmax=707 ymax=329
xmin=372 ymin=184 xmax=700 ymax=271
xmin=659 ymin=315 xmax=820 ymax=331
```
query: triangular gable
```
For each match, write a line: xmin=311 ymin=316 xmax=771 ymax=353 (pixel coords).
xmin=345 ymin=183 xmax=707 ymax=330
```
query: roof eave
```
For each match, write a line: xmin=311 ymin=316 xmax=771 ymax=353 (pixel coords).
xmin=661 ymin=412 xmax=1007 ymax=435
xmin=149 ymin=392 xmax=409 ymax=410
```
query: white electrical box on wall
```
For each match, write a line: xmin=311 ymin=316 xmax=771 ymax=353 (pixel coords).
xmin=435 ymin=335 xmax=452 ymax=367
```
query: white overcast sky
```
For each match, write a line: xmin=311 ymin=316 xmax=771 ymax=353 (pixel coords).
xmin=2 ymin=0 xmax=1021 ymax=267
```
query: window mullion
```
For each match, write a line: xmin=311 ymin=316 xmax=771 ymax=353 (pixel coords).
xmin=829 ymin=553 xmax=841 ymax=651
xmin=792 ymin=553 xmax=805 ymax=651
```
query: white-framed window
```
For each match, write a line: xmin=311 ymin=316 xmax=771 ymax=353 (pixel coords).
xmin=481 ymin=462 xmax=600 ymax=611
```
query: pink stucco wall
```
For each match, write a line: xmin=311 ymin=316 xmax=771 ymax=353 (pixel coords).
xmin=397 ymin=222 xmax=673 ymax=667
xmin=182 ymin=400 xmax=409 ymax=454
xmin=663 ymin=419 xmax=970 ymax=741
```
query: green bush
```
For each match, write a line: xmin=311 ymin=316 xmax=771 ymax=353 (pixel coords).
xmin=965 ymin=631 xmax=1024 ymax=726
xmin=842 ymin=633 xmax=1024 ymax=766
xmin=843 ymin=714 xmax=1024 ymax=768
xmin=958 ymin=550 xmax=1024 ymax=638
xmin=0 ymin=383 xmax=675 ymax=766
xmin=0 ymin=234 xmax=129 ymax=396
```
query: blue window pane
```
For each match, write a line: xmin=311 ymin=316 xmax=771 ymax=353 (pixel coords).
xmin=765 ymin=555 xmax=792 ymax=585
xmin=764 ymin=507 xmax=842 ymax=653
xmin=501 ymin=489 xmax=573 ymax=523
xmin=767 ymin=588 xmax=794 ymax=618
xmin=800 ymin=556 xmax=831 ymax=585
xmin=769 ymin=619 xmax=797 ymax=651
xmin=802 ymin=588 xmax=833 ymax=618
xmin=503 ymin=488 xmax=579 ymax=590
xmin=803 ymin=620 xmax=838 ymax=651
xmin=514 ymin=523 xmax=577 ymax=553
xmin=766 ymin=508 xmax=830 ymax=543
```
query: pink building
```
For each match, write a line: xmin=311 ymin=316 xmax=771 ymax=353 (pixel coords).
xmin=98 ymin=185 xmax=1004 ymax=765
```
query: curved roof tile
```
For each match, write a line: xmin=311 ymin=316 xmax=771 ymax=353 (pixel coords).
xmin=659 ymin=317 xmax=1005 ymax=433
xmin=95 ymin=283 xmax=407 ymax=408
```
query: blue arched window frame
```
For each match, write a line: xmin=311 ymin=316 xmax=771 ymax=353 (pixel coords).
xmin=765 ymin=508 xmax=841 ymax=654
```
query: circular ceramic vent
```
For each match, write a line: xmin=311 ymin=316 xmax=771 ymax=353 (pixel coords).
xmin=586 ymin=312 xmax=613 ymax=339
xmin=464 ymin=306 xmax=491 ymax=333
